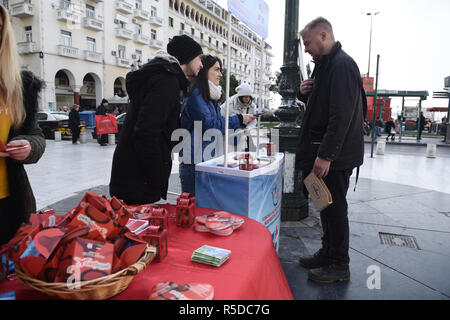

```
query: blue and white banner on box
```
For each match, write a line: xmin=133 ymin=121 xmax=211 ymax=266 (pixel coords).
xmin=195 ymin=153 xmax=284 ymax=251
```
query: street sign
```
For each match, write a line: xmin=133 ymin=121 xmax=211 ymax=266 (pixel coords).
xmin=228 ymin=0 xmax=269 ymax=39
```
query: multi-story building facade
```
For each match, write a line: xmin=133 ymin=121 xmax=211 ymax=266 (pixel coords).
xmin=5 ymin=0 xmax=273 ymax=111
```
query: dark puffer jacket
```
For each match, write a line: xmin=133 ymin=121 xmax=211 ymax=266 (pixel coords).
xmin=6 ymin=71 xmax=46 ymax=228
xmin=109 ymin=55 xmax=189 ymax=205
xmin=296 ymin=42 xmax=365 ymax=172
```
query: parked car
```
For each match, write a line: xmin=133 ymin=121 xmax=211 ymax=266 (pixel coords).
xmin=37 ymin=111 xmax=85 ymax=140
xmin=92 ymin=113 xmax=126 ymax=143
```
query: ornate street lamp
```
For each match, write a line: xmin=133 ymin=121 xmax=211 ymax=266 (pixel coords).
xmin=271 ymin=0 xmax=308 ymax=221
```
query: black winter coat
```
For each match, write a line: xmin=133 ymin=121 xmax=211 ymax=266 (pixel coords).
xmin=6 ymin=71 xmax=46 ymax=226
xmin=69 ymin=109 xmax=80 ymax=129
xmin=296 ymin=42 xmax=365 ymax=171
xmin=109 ymin=58 xmax=189 ymax=205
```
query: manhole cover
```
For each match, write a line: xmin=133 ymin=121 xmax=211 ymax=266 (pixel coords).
xmin=378 ymin=232 xmax=420 ymax=250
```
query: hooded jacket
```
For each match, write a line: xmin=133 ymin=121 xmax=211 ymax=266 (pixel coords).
xmin=6 ymin=71 xmax=46 ymax=234
xmin=296 ymin=42 xmax=365 ymax=171
xmin=109 ymin=53 xmax=189 ymax=205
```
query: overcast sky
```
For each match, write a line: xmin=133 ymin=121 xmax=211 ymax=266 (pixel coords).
xmin=217 ymin=0 xmax=450 ymax=118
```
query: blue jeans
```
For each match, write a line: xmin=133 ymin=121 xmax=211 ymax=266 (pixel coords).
xmin=179 ymin=163 xmax=196 ymax=196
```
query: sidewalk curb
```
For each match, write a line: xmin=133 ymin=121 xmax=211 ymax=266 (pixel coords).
xmin=364 ymin=140 xmax=450 ymax=148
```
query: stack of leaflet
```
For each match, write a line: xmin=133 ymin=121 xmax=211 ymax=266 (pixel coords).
xmin=191 ymin=245 xmax=231 ymax=267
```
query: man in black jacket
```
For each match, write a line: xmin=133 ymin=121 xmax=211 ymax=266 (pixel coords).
xmin=109 ymin=35 xmax=203 ymax=205
xmin=296 ymin=17 xmax=365 ymax=283
xmin=69 ymin=104 xmax=81 ymax=144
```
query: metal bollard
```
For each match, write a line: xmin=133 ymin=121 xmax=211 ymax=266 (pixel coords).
xmin=426 ymin=144 xmax=436 ymax=158
xmin=54 ymin=131 xmax=62 ymax=142
xmin=108 ymin=134 xmax=115 ymax=145
xmin=79 ymin=132 xmax=87 ymax=144
xmin=376 ymin=141 xmax=385 ymax=155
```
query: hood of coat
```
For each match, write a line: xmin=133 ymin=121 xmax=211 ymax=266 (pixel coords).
xmin=18 ymin=71 xmax=45 ymax=134
xmin=126 ymin=51 xmax=189 ymax=100
xmin=231 ymin=94 xmax=254 ymax=112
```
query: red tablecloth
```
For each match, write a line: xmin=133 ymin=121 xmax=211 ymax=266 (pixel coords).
xmin=0 ymin=205 xmax=293 ymax=300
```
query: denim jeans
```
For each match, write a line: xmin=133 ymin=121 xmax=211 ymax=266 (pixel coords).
xmin=179 ymin=163 xmax=196 ymax=196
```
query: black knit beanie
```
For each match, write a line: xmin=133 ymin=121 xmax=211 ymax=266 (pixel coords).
xmin=167 ymin=35 xmax=203 ymax=65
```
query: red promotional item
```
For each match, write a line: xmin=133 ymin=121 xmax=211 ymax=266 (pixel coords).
xmin=7 ymin=224 xmax=40 ymax=263
xmin=149 ymin=281 xmax=214 ymax=300
xmin=148 ymin=207 xmax=169 ymax=232
xmin=68 ymin=204 xmax=115 ymax=241
xmin=194 ymin=211 xmax=244 ymax=236
xmin=95 ymin=114 xmax=118 ymax=135
xmin=55 ymin=238 xmax=114 ymax=283
xmin=176 ymin=193 xmax=196 ymax=227
xmin=141 ymin=227 xmax=167 ymax=262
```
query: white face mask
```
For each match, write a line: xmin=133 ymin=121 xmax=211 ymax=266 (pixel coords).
xmin=208 ymin=80 xmax=222 ymax=101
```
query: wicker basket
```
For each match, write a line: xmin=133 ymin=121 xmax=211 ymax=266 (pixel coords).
xmin=15 ymin=245 xmax=157 ymax=300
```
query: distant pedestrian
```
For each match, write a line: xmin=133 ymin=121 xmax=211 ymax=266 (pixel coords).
xmin=417 ymin=112 xmax=425 ymax=140
xmin=384 ymin=117 xmax=395 ymax=141
xmin=110 ymin=35 xmax=204 ymax=205
xmin=296 ymin=17 xmax=365 ymax=283
xmin=69 ymin=104 xmax=81 ymax=144
xmin=96 ymin=98 xmax=108 ymax=146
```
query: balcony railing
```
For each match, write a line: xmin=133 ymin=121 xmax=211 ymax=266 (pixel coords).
xmin=116 ymin=57 xmax=131 ymax=68
xmin=17 ymin=42 xmax=37 ymax=54
xmin=115 ymin=28 xmax=133 ymax=40
xmin=11 ymin=2 xmax=34 ymax=18
xmin=57 ymin=9 xmax=81 ymax=24
xmin=149 ymin=15 xmax=163 ymax=27
xmin=116 ymin=1 xmax=133 ymax=14
xmin=82 ymin=17 xmax=104 ymax=31
xmin=134 ymin=9 xmax=149 ymax=20
xmin=84 ymin=50 xmax=103 ymax=63
xmin=149 ymin=39 xmax=163 ymax=49
xmin=58 ymin=45 xmax=79 ymax=59
xmin=133 ymin=33 xmax=150 ymax=45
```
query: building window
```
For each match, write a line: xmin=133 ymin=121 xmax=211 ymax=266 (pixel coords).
xmin=60 ymin=0 xmax=71 ymax=9
xmin=87 ymin=37 xmax=96 ymax=52
xmin=134 ymin=49 xmax=142 ymax=63
xmin=135 ymin=0 xmax=142 ymax=9
xmin=134 ymin=22 xmax=142 ymax=35
xmin=151 ymin=29 xmax=157 ymax=40
xmin=86 ymin=4 xmax=95 ymax=18
xmin=24 ymin=26 xmax=32 ymax=43
xmin=168 ymin=17 xmax=173 ymax=27
xmin=118 ymin=45 xmax=126 ymax=59
xmin=150 ymin=6 xmax=157 ymax=17
xmin=191 ymin=28 xmax=195 ymax=36
xmin=60 ymin=30 xmax=72 ymax=47
xmin=180 ymin=23 xmax=184 ymax=31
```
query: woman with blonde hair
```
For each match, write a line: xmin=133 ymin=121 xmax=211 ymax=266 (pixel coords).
xmin=0 ymin=4 xmax=46 ymax=244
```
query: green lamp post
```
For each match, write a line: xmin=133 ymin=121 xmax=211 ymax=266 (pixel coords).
xmin=271 ymin=0 xmax=308 ymax=221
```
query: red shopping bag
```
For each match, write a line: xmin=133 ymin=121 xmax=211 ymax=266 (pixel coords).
xmin=95 ymin=114 xmax=118 ymax=135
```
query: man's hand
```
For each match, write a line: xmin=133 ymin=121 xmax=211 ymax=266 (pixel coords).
xmin=300 ymin=79 xmax=314 ymax=95
xmin=313 ymin=156 xmax=331 ymax=179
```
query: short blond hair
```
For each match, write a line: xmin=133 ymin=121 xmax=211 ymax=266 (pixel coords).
xmin=300 ymin=17 xmax=334 ymax=36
